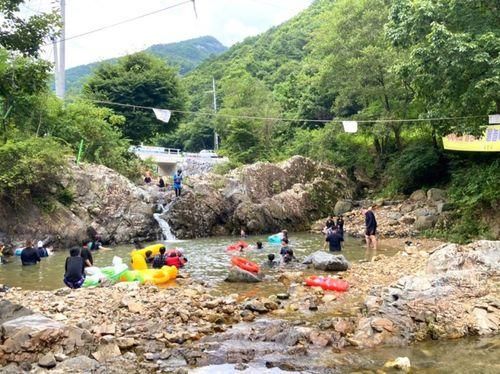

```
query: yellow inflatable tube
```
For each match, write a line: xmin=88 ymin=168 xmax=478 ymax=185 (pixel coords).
xmin=121 ymin=266 xmax=177 ymax=285
xmin=130 ymin=243 xmax=165 ymax=270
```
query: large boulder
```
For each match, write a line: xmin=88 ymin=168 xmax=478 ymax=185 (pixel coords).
xmin=427 ymin=188 xmax=447 ymax=202
xmin=0 ymin=162 xmax=158 ymax=247
xmin=413 ymin=215 xmax=437 ymax=230
xmin=166 ymin=156 xmax=355 ymax=238
xmin=225 ymin=267 xmax=263 ymax=283
xmin=303 ymin=251 xmax=349 ymax=271
xmin=334 ymin=200 xmax=353 ymax=215
xmin=0 ymin=313 xmax=93 ymax=365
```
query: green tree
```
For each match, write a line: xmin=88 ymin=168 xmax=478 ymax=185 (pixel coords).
xmin=0 ymin=0 xmax=59 ymax=56
xmin=84 ymin=52 xmax=186 ymax=144
xmin=216 ymin=71 xmax=281 ymax=163
xmin=386 ymin=0 xmax=500 ymax=135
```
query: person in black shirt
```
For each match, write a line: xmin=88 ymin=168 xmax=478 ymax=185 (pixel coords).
xmin=152 ymin=247 xmax=167 ymax=269
xmin=325 ymin=216 xmax=335 ymax=230
xmin=324 ymin=228 xmax=344 ymax=252
xmin=336 ymin=215 xmax=345 ymax=238
xmin=157 ymin=176 xmax=165 ymax=188
xmin=64 ymin=247 xmax=85 ymax=289
xmin=20 ymin=240 xmax=41 ymax=266
xmin=80 ymin=242 xmax=93 ymax=267
xmin=363 ymin=207 xmax=378 ymax=251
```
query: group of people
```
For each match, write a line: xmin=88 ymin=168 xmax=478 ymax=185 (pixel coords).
xmin=10 ymin=240 xmax=52 ymax=266
xmin=141 ymin=246 xmax=188 ymax=269
xmin=323 ymin=215 xmax=345 ymax=252
xmin=144 ymin=169 xmax=183 ymax=197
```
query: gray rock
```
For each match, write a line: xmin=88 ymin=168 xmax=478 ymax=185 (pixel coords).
xmin=0 ymin=300 xmax=32 ymax=325
xmin=399 ymin=216 xmax=415 ymax=225
xmin=244 ymin=300 xmax=268 ymax=313
xmin=414 ymin=215 xmax=437 ymax=230
xmin=303 ymin=251 xmax=349 ymax=271
xmin=58 ymin=356 xmax=99 ymax=371
xmin=334 ymin=199 xmax=353 ymax=215
xmin=427 ymin=188 xmax=447 ymax=202
xmin=414 ymin=207 xmax=437 ymax=217
xmin=387 ymin=212 xmax=402 ymax=220
xmin=409 ymin=190 xmax=426 ymax=201
xmin=225 ymin=266 xmax=263 ymax=283
xmin=38 ymin=352 xmax=57 ymax=368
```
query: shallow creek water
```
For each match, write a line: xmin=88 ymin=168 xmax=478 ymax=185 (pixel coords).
xmin=0 ymin=232 xmax=387 ymax=292
xmin=1 ymin=233 xmax=497 ymax=373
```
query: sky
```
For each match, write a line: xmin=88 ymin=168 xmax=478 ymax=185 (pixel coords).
xmin=23 ymin=0 xmax=314 ymax=68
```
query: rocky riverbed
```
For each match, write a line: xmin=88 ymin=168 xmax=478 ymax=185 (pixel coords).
xmin=1 ymin=240 xmax=498 ymax=372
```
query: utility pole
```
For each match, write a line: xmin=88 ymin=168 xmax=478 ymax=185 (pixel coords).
xmin=55 ymin=0 xmax=66 ymax=99
xmin=212 ymin=77 xmax=218 ymax=151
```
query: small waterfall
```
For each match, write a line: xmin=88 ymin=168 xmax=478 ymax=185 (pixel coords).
xmin=153 ymin=201 xmax=176 ymax=241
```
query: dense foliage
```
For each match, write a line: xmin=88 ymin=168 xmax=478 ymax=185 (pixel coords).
xmin=83 ymin=52 xmax=186 ymax=144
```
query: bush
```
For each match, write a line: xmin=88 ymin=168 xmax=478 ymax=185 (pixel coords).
xmin=384 ymin=142 xmax=444 ymax=194
xmin=0 ymin=137 xmax=69 ymax=203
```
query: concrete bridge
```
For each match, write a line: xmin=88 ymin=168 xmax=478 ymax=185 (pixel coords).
xmin=130 ymin=146 xmax=227 ymax=176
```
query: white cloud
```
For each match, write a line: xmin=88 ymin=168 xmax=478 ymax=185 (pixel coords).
xmin=24 ymin=0 xmax=313 ymax=68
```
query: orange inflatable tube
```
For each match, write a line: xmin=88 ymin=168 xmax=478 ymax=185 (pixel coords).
xmin=305 ymin=276 xmax=349 ymax=292
xmin=231 ymin=256 xmax=260 ymax=273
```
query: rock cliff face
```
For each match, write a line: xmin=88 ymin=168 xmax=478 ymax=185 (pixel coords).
xmin=163 ymin=156 xmax=355 ymax=238
xmin=0 ymin=162 xmax=158 ymax=249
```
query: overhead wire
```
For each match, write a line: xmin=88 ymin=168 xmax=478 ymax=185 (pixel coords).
xmin=42 ymin=0 xmax=194 ymax=47
xmin=85 ymin=99 xmax=488 ymax=125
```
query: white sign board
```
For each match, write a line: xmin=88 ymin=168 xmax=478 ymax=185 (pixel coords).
xmin=153 ymin=108 xmax=172 ymax=123
xmin=489 ymin=114 xmax=500 ymax=124
xmin=342 ymin=121 xmax=358 ymax=133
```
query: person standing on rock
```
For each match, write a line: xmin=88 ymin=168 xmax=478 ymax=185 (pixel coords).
xmin=64 ymin=247 xmax=86 ymax=289
xmin=324 ymin=227 xmax=344 ymax=252
xmin=20 ymin=240 xmax=41 ymax=266
xmin=363 ymin=207 xmax=378 ymax=251
xmin=173 ymin=169 xmax=183 ymax=197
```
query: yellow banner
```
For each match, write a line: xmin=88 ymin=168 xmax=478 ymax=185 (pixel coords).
xmin=443 ymin=125 xmax=500 ymax=152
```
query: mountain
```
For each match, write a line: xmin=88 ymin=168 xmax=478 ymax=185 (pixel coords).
xmin=64 ymin=36 xmax=227 ymax=93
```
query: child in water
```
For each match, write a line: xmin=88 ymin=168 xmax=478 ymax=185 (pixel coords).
xmin=263 ymin=253 xmax=279 ymax=268
xmin=64 ymin=247 xmax=85 ymax=289
xmin=279 ymin=238 xmax=296 ymax=264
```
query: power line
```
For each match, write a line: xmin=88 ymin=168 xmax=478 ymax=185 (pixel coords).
xmin=86 ymin=99 xmax=488 ymax=125
xmin=43 ymin=0 xmax=193 ymax=47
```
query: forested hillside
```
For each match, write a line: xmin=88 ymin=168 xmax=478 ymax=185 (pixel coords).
xmin=162 ymin=0 xmax=499 ymax=241
xmin=64 ymin=36 xmax=226 ymax=93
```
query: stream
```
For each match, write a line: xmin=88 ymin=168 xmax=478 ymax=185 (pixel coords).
xmin=1 ymin=233 xmax=498 ymax=373
xmin=0 ymin=232 xmax=383 ymax=292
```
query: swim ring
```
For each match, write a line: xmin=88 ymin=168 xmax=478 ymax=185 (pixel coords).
xmin=226 ymin=241 xmax=249 ymax=251
xmin=231 ymin=256 xmax=260 ymax=274
xmin=304 ymin=276 xmax=349 ymax=292
xmin=130 ymin=243 xmax=165 ymax=270
xmin=267 ymin=233 xmax=282 ymax=244
xmin=120 ymin=265 xmax=177 ymax=285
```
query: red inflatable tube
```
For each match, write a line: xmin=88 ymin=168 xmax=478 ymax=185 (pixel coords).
xmin=231 ymin=256 xmax=260 ymax=273
xmin=226 ymin=241 xmax=249 ymax=251
xmin=305 ymin=276 xmax=349 ymax=292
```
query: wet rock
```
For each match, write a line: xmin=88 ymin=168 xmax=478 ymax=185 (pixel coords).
xmin=38 ymin=352 xmax=56 ymax=368
xmin=334 ymin=199 xmax=353 ymax=215
xmin=303 ymin=251 xmax=349 ymax=271
xmin=244 ymin=300 xmax=268 ymax=313
xmin=225 ymin=267 xmax=263 ymax=283
xmin=278 ymin=271 xmax=304 ymax=284
xmin=384 ymin=357 xmax=411 ymax=372
xmin=414 ymin=215 xmax=437 ymax=230
xmin=276 ymin=293 xmax=290 ymax=300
